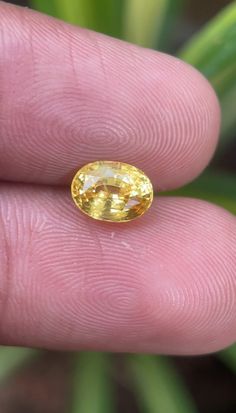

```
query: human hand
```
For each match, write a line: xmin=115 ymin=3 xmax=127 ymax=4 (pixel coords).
xmin=0 ymin=1 xmax=235 ymax=354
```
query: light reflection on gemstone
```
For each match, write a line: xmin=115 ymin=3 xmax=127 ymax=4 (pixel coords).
xmin=71 ymin=161 xmax=153 ymax=222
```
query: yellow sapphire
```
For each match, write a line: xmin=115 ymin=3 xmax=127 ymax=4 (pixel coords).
xmin=71 ymin=161 xmax=153 ymax=222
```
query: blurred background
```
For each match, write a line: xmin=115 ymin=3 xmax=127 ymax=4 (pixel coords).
xmin=1 ymin=0 xmax=236 ymax=412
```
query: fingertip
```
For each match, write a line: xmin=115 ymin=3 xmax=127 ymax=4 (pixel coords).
xmin=0 ymin=1 xmax=221 ymax=191
xmin=139 ymin=52 xmax=221 ymax=190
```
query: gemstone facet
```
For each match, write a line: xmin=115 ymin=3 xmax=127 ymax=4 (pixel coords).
xmin=71 ymin=161 xmax=153 ymax=222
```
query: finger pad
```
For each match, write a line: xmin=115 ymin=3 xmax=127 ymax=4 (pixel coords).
xmin=0 ymin=186 xmax=235 ymax=354
xmin=0 ymin=3 xmax=220 ymax=189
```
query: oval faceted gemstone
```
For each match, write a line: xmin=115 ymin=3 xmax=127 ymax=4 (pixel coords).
xmin=71 ymin=161 xmax=153 ymax=222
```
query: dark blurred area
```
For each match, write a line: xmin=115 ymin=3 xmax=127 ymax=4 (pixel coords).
xmin=1 ymin=352 xmax=236 ymax=413
xmin=4 ymin=0 xmax=28 ymax=5
xmin=1 ymin=1 xmax=236 ymax=413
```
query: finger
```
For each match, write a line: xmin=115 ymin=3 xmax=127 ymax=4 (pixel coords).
xmin=0 ymin=185 xmax=235 ymax=354
xmin=0 ymin=2 xmax=220 ymax=190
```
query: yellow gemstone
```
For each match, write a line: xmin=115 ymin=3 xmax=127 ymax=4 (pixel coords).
xmin=71 ymin=161 xmax=153 ymax=222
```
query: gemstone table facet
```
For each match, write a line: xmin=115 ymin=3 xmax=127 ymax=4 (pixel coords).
xmin=71 ymin=161 xmax=153 ymax=222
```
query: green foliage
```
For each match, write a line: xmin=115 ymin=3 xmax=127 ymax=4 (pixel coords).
xmin=0 ymin=347 xmax=37 ymax=381
xmin=179 ymin=2 xmax=236 ymax=98
xmin=29 ymin=0 xmax=57 ymax=16
xmin=218 ymin=344 xmax=236 ymax=374
xmin=71 ymin=352 xmax=114 ymax=413
xmin=123 ymin=0 xmax=184 ymax=49
xmin=30 ymin=0 xmax=124 ymax=38
xmin=127 ymin=354 xmax=198 ymax=413
xmin=179 ymin=2 xmax=236 ymax=149
xmin=166 ymin=170 xmax=236 ymax=215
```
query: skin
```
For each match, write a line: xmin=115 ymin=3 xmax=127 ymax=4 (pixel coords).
xmin=0 ymin=1 xmax=235 ymax=354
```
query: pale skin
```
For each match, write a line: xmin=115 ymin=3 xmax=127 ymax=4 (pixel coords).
xmin=0 ymin=1 xmax=235 ymax=355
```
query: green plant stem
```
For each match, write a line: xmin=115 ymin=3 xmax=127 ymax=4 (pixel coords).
xmin=156 ymin=0 xmax=184 ymax=51
xmin=123 ymin=0 xmax=169 ymax=48
xmin=123 ymin=0 xmax=184 ymax=49
xmin=71 ymin=352 xmax=114 ymax=413
xmin=127 ymin=354 xmax=198 ymax=413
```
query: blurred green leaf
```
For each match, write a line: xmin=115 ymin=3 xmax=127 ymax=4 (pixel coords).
xmin=157 ymin=0 xmax=184 ymax=50
xmin=127 ymin=354 xmax=198 ymax=413
xmin=165 ymin=170 xmax=236 ymax=215
xmin=179 ymin=2 xmax=236 ymax=151
xmin=123 ymin=0 xmax=168 ymax=48
xmin=29 ymin=0 xmax=58 ymax=16
xmin=30 ymin=0 xmax=124 ymax=38
xmin=123 ymin=0 xmax=183 ymax=49
xmin=71 ymin=352 xmax=114 ymax=413
xmin=179 ymin=2 xmax=236 ymax=96
xmin=0 ymin=346 xmax=36 ymax=381
xmin=218 ymin=344 xmax=236 ymax=374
